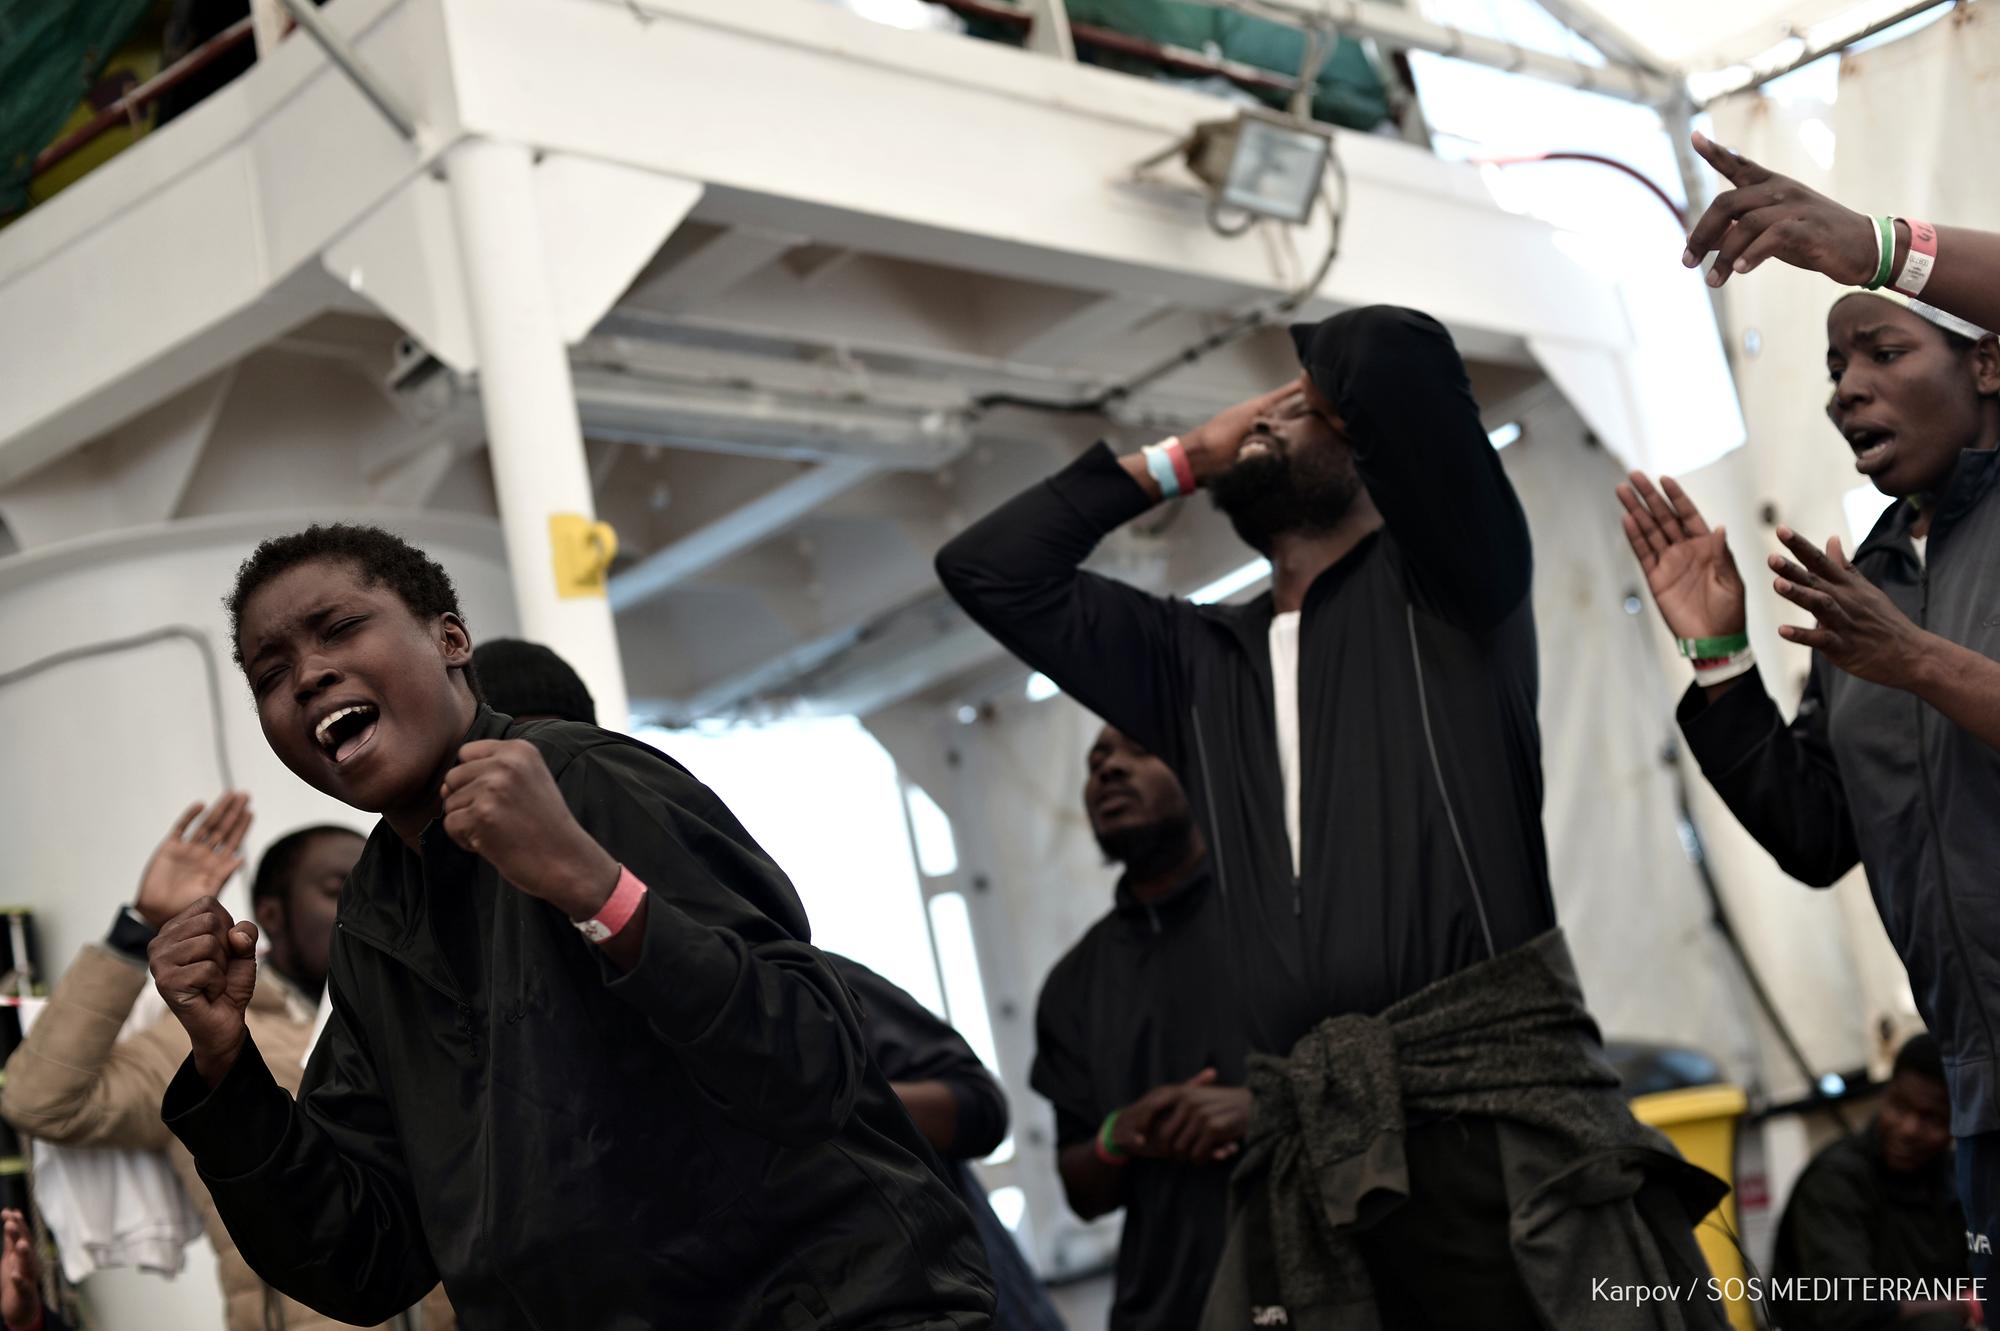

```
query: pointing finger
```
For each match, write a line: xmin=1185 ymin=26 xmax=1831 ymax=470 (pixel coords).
xmin=1692 ymin=132 xmax=1768 ymax=186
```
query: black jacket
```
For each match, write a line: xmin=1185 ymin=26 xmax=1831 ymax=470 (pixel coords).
xmin=163 ymin=708 xmax=994 ymax=1331
xmin=1032 ymin=862 xmax=1241 ymax=1331
xmin=1680 ymin=448 xmax=2000 ymax=1136
xmin=1198 ymin=930 xmax=1727 ymax=1331
xmin=938 ymin=305 xmax=1554 ymax=1057
xmin=832 ymin=957 xmax=1065 ymax=1331
xmin=1772 ymin=1124 xmax=1967 ymax=1331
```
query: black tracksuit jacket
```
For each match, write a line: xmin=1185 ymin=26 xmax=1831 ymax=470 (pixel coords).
xmin=831 ymin=956 xmax=1065 ymax=1331
xmin=1031 ymin=862 xmax=1240 ymax=1331
xmin=1680 ymin=448 xmax=2000 ymax=1137
xmin=937 ymin=305 xmax=1558 ymax=1059
xmin=163 ymin=707 xmax=995 ymax=1331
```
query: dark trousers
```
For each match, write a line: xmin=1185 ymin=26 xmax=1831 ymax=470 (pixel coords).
xmin=1959 ymin=1130 xmax=2000 ymax=1319
xmin=1351 ymin=1116 xmax=1544 ymax=1330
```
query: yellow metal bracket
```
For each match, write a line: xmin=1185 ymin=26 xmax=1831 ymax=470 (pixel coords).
xmin=549 ymin=514 xmax=618 ymax=599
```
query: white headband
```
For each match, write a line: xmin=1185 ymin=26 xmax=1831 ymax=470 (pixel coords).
xmin=1866 ymin=289 xmax=1993 ymax=341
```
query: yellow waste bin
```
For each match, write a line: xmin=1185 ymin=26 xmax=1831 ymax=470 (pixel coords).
xmin=1630 ymin=1083 xmax=1753 ymax=1331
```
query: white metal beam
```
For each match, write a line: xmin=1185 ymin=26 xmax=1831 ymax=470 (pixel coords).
xmin=1003 ymin=292 xmax=1166 ymax=364
xmin=446 ymin=0 xmax=1634 ymax=343
xmin=573 ymin=372 xmax=969 ymax=467
xmin=608 ymin=459 xmax=878 ymax=612
xmin=1022 ymin=0 xmax=1078 ymax=60
xmin=0 ymin=0 xmax=455 ymax=485
xmin=0 ymin=369 xmax=235 ymax=548
xmin=1527 ymin=0 xmax=1673 ymax=75
xmin=3 ymin=0 xmax=1689 ymax=499
xmin=327 ymin=153 xmax=704 ymax=373
xmin=447 ymin=137 xmax=630 ymax=726
xmin=250 ymin=0 xmax=289 ymax=54
xmin=627 ymin=225 xmax=807 ymax=317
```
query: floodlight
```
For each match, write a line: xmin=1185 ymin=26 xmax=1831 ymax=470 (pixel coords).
xmin=1183 ymin=108 xmax=1333 ymax=225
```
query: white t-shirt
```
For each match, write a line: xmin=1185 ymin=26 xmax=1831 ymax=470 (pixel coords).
xmin=1913 ymin=534 xmax=1928 ymax=567
xmin=1270 ymin=611 xmax=1303 ymax=878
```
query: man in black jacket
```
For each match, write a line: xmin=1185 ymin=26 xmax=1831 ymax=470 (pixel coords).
xmin=1773 ymin=1035 xmax=1975 ymax=1330
xmin=1032 ymin=724 xmax=1241 ymax=1330
xmin=936 ymin=306 xmax=1607 ymax=1326
xmin=831 ymin=958 xmax=1066 ymax=1331
xmin=145 ymin=524 xmax=994 ymax=1330
xmin=469 ymin=634 xmax=1061 ymax=1331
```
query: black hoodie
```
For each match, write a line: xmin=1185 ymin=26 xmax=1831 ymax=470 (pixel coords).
xmin=940 ymin=305 xmax=1554 ymax=1062
xmin=163 ymin=707 xmax=994 ymax=1331
xmin=1032 ymin=860 xmax=1240 ymax=1330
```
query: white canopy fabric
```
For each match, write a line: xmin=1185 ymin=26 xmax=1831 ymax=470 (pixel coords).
xmin=1571 ymin=0 xmax=1901 ymax=70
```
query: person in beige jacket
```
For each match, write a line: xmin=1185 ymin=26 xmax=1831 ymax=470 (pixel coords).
xmin=0 ymin=793 xmax=453 ymax=1331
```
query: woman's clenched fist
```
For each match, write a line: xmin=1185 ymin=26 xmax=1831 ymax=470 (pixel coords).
xmin=148 ymin=897 xmax=258 ymax=1087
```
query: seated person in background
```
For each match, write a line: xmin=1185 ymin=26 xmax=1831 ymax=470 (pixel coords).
xmin=1033 ymin=724 xmax=1243 ymax=1331
xmin=471 ymin=635 xmax=1063 ymax=1331
xmin=0 ymin=795 xmax=452 ymax=1331
xmin=1774 ymin=1034 xmax=1975 ymax=1330
xmin=3 ymin=1208 xmax=69 ymax=1331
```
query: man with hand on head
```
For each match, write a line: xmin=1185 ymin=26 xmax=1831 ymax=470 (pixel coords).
xmin=148 ymin=525 xmax=994 ymax=1330
xmin=1 ymin=795 xmax=452 ymax=1331
xmin=940 ymin=307 xmax=1724 ymax=1330
xmin=1629 ymin=132 xmax=2000 ymax=1319
xmin=1031 ymin=724 xmax=1241 ymax=1330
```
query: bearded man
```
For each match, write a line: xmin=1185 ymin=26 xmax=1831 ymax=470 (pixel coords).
xmin=937 ymin=306 xmax=1725 ymax=1330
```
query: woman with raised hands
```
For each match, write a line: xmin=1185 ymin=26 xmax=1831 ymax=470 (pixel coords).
xmin=1622 ymin=131 xmax=2000 ymax=1320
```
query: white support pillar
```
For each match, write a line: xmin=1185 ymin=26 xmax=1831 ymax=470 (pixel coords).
xmin=249 ymin=0 xmax=288 ymax=55
xmin=445 ymin=138 xmax=631 ymax=728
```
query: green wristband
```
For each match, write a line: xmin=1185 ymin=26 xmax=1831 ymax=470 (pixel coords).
xmin=1677 ymin=633 xmax=1750 ymax=659
xmin=1097 ymin=1111 xmax=1129 ymax=1163
xmin=1868 ymin=215 xmax=1896 ymax=290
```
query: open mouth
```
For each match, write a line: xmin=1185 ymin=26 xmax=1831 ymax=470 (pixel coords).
xmin=314 ymin=703 xmax=380 ymax=766
xmin=1846 ymin=426 xmax=1896 ymax=474
xmin=1237 ymin=437 xmax=1276 ymax=462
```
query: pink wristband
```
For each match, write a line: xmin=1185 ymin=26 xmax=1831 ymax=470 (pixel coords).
xmin=1892 ymin=218 xmax=1937 ymax=297
xmin=1165 ymin=438 xmax=1196 ymax=495
xmin=578 ymin=866 xmax=646 ymax=944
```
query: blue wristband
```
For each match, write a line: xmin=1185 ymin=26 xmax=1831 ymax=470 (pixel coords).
xmin=1142 ymin=443 xmax=1183 ymax=499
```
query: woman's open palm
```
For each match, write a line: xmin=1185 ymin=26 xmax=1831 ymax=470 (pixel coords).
xmin=1616 ymin=473 xmax=1746 ymax=642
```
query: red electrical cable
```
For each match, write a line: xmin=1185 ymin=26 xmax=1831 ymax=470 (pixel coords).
xmin=1471 ymin=151 xmax=1687 ymax=226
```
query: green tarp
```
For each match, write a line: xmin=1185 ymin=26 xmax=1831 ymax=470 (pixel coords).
xmin=972 ymin=0 xmax=1391 ymax=131
xmin=1 ymin=0 xmax=155 ymax=215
